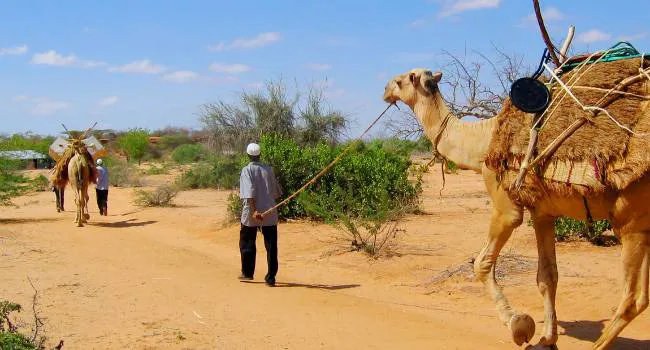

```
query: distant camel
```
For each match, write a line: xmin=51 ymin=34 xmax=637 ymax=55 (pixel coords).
xmin=67 ymin=140 xmax=91 ymax=227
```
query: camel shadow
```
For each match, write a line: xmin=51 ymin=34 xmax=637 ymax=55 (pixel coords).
xmin=240 ymin=281 xmax=360 ymax=290
xmin=558 ymin=320 xmax=650 ymax=349
xmin=90 ymin=218 xmax=157 ymax=228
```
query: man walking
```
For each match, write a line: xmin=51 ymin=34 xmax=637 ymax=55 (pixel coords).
xmin=239 ymin=143 xmax=282 ymax=286
xmin=95 ymin=158 xmax=109 ymax=216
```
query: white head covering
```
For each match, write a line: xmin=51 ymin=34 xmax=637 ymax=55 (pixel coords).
xmin=246 ymin=143 xmax=261 ymax=156
xmin=96 ymin=158 xmax=103 ymax=165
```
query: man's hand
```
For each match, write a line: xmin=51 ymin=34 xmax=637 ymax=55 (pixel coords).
xmin=253 ymin=211 xmax=265 ymax=222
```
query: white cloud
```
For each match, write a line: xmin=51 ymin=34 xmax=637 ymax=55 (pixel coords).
xmin=306 ymin=63 xmax=331 ymax=71
xmin=99 ymin=96 xmax=119 ymax=107
xmin=108 ymin=59 xmax=166 ymax=74
xmin=31 ymin=99 xmax=69 ymax=116
xmin=437 ymin=0 xmax=501 ymax=18
xmin=208 ymin=32 xmax=281 ymax=51
xmin=12 ymin=95 xmax=28 ymax=102
xmin=31 ymin=50 xmax=78 ymax=65
xmin=0 ymin=44 xmax=28 ymax=56
xmin=577 ymin=29 xmax=612 ymax=44
xmin=209 ymin=63 xmax=252 ymax=74
xmin=161 ymin=70 xmax=199 ymax=83
xmin=619 ymin=32 xmax=648 ymax=42
xmin=30 ymin=50 xmax=106 ymax=68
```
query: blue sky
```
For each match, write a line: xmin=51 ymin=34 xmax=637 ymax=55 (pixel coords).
xmin=1 ymin=0 xmax=648 ymax=136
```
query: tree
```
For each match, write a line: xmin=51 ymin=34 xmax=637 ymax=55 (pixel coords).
xmin=117 ymin=128 xmax=149 ymax=164
xmin=199 ymin=79 xmax=347 ymax=154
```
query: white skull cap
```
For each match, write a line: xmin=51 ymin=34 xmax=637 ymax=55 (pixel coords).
xmin=246 ymin=143 xmax=261 ymax=156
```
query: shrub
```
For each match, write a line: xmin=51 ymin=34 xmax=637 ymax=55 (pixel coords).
xmin=226 ymin=192 xmax=242 ymax=224
xmin=0 ymin=300 xmax=42 ymax=350
xmin=103 ymin=157 xmax=143 ymax=187
xmin=260 ymin=134 xmax=421 ymax=220
xmin=554 ymin=217 xmax=616 ymax=246
xmin=0 ymin=159 xmax=31 ymax=205
xmin=171 ymin=144 xmax=207 ymax=164
xmin=31 ymin=175 xmax=49 ymax=192
xmin=117 ymin=128 xmax=149 ymax=164
xmin=133 ymin=185 xmax=179 ymax=207
xmin=176 ymin=156 xmax=246 ymax=190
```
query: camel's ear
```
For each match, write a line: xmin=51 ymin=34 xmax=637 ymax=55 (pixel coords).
xmin=420 ymin=71 xmax=443 ymax=94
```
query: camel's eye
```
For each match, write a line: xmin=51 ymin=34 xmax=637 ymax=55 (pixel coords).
xmin=396 ymin=80 xmax=402 ymax=88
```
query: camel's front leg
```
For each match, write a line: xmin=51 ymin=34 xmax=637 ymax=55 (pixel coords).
xmin=476 ymin=167 xmax=533 ymax=345
xmin=531 ymin=213 xmax=559 ymax=346
xmin=594 ymin=231 xmax=648 ymax=349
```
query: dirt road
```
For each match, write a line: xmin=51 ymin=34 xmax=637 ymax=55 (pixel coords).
xmin=1 ymin=168 xmax=648 ymax=349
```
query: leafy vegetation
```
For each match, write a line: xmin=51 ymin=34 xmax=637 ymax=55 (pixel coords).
xmin=554 ymin=217 xmax=616 ymax=246
xmin=176 ymin=156 xmax=246 ymax=190
xmin=171 ymin=144 xmax=207 ymax=164
xmin=0 ymin=159 xmax=32 ymax=205
xmin=0 ymin=300 xmax=46 ymax=350
xmin=117 ymin=128 xmax=149 ymax=164
xmin=199 ymin=80 xmax=347 ymax=154
xmin=103 ymin=157 xmax=143 ymax=187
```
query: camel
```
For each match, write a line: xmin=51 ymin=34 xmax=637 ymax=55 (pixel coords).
xmin=67 ymin=141 xmax=91 ymax=227
xmin=383 ymin=68 xmax=649 ymax=349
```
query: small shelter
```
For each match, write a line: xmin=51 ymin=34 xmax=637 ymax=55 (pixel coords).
xmin=0 ymin=150 xmax=51 ymax=169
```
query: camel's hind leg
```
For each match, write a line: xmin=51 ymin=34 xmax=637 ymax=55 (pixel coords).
xmin=531 ymin=213 xmax=559 ymax=346
xmin=475 ymin=166 xmax=533 ymax=345
xmin=594 ymin=231 xmax=649 ymax=349
xmin=74 ymin=188 xmax=83 ymax=227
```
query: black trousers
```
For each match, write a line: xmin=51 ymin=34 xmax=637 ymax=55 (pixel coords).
xmin=239 ymin=224 xmax=278 ymax=282
xmin=96 ymin=189 xmax=108 ymax=214
xmin=53 ymin=187 xmax=64 ymax=210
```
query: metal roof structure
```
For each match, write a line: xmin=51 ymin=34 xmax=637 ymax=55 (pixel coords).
xmin=0 ymin=150 xmax=49 ymax=160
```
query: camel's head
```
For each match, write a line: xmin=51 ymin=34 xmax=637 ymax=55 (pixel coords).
xmin=383 ymin=69 xmax=442 ymax=107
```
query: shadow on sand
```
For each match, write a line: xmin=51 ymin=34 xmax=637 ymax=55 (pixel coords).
xmin=0 ymin=217 xmax=61 ymax=224
xmin=90 ymin=218 xmax=157 ymax=228
xmin=556 ymin=319 xmax=650 ymax=349
xmin=240 ymin=281 xmax=360 ymax=291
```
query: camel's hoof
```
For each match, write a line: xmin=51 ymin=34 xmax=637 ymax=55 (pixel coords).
xmin=509 ymin=313 xmax=535 ymax=346
xmin=538 ymin=334 xmax=558 ymax=348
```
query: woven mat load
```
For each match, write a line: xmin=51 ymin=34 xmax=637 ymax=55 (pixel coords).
xmin=50 ymin=138 xmax=99 ymax=188
xmin=485 ymin=57 xmax=650 ymax=205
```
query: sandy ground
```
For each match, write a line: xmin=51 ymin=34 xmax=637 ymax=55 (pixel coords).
xmin=1 ymin=165 xmax=648 ymax=349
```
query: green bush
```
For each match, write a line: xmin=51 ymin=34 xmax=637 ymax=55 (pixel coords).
xmin=0 ymin=159 xmax=31 ymax=205
xmin=260 ymin=134 xmax=421 ymax=220
xmin=554 ymin=217 xmax=616 ymax=246
xmin=103 ymin=157 xmax=142 ymax=187
xmin=226 ymin=192 xmax=242 ymax=223
xmin=176 ymin=156 xmax=246 ymax=190
xmin=0 ymin=300 xmax=41 ymax=350
xmin=31 ymin=175 xmax=49 ymax=192
xmin=171 ymin=144 xmax=207 ymax=164
xmin=117 ymin=128 xmax=149 ymax=164
xmin=133 ymin=185 xmax=179 ymax=207
xmin=159 ymin=134 xmax=194 ymax=151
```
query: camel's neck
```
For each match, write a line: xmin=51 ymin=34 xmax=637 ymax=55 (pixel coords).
xmin=413 ymin=92 xmax=498 ymax=172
